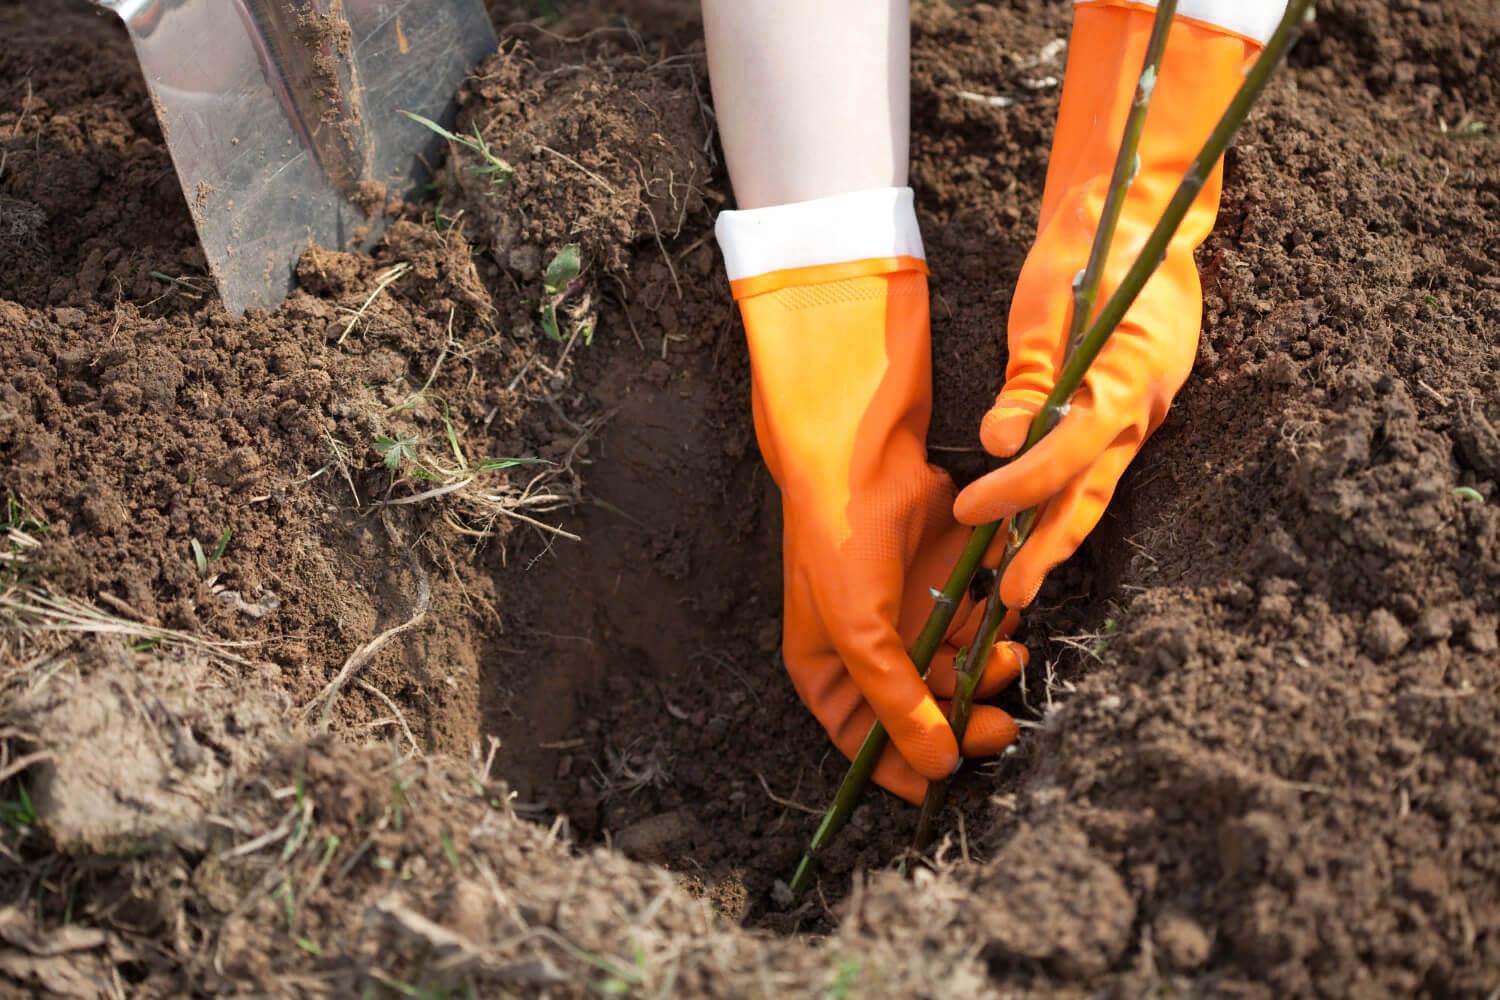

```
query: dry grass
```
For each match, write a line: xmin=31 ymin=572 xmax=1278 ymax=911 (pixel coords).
xmin=327 ymin=312 xmax=590 ymax=555
xmin=592 ymin=739 xmax=676 ymax=801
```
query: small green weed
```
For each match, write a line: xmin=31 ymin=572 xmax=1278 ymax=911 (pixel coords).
xmin=823 ymin=958 xmax=862 ymax=1000
xmin=190 ymin=527 xmax=232 ymax=578
xmin=2 ymin=493 xmax=48 ymax=586
xmin=1092 ymin=615 xmax=1120 ymax=657
xmin=596 ymin=939 xmax=649 ymax=995
xmin=440 ymin=829 xmax=461 ymax=871
xmin=429 ymin=196 xmax=459 ymax=233
xmin=0 ymin=785 xmax=37 ymax=830
xmin=3 ymin=493 xmax=46 ymax=535
xmin=540 ymin=244 xmax=583 ymax=342
xmin=401 ymin=110 xmax=513 ymax=184
xmin=374 ymin=433 xmax=421 ymax=474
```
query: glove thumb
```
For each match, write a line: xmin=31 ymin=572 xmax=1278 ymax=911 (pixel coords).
xmin=979 ymin=386 xmax=1049 ymax=458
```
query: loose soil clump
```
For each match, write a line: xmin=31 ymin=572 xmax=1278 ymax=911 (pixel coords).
xmin=1 ymin=0 xmax=1498 ymax=995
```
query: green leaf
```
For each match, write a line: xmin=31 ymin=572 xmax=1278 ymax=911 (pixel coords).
xmin=1454 ymin=486 xmax=1485 ymax=503
xmin=1 ymin=786 xmax=36 ymax=829
xmin=539 ymin=303 xmax=562 ymax=342
xmin=374 ymin=434 xmax=418 ymax=472
xmin=475 ymin=456 xmax=548 ymax=472
xmin=543 ymin=244 xmax=582 ymax=294
xmin=399 ymin=109 xmax=464 ymax=146
xmin=190 ymin=538 xmax=208 ymax=577
xmin=439 ymin=406 xmax=467 ymax=468
xmin=210 ymin=527 xmax=232 ymax=562
xmin=402 ymin=110 xmax=512 ymax=183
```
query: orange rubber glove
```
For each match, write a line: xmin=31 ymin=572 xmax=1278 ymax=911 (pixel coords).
xmin=718 ymin=189 xmax=1027 ymax=804
xmin=955 ymin=3 xmax=1260 ymax=610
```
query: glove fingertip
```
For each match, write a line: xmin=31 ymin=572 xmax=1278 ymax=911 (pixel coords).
xmin=973 ymin=640 xmax=1027 ymax=698
xmin=953 ymin=479 xmax=1014 ymax=527
xmin=1000 ymin=561 xmax=1048 ymax=611
xmin=888 ymin=717 xmax=959 ymax=782
xmin=958 ymin=706 xmax=1020 ymax=757
xmin=980 ymin=408 xmax=1033 ymax=458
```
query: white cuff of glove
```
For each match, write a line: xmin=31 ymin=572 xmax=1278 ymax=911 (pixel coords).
xmin=714 ymin=186 xmax=926 ymax=282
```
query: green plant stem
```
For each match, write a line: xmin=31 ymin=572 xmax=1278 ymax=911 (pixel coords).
xmin=786 ymin=521 xmax=998 ymax=897
xmin=788 ymin=0 xmax=1314 ymax=897
xmin=909 ymin=0 xmax=1178 ymax=848
xmin=910 ymin=570 xmax=1008 ymax=851
xmin=1065 ymin=0 xmax=1178 ymax=360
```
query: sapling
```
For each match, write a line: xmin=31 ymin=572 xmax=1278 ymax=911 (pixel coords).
xmin=788 ymin=0 xmax=1317 ymax=897
xmin=912 ymin=0 xmax=1181 ymax=851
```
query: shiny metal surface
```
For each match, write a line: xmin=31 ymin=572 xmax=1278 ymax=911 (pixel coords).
xmin=98 ymin=0 xmax=496 ymax=316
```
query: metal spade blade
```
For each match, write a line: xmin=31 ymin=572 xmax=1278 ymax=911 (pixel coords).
xmin=98 ymin=0 xmax=496 ymax=315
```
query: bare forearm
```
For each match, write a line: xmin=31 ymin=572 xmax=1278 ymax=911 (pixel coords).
xmin=701 ymin=0 xmax=910 ymax=208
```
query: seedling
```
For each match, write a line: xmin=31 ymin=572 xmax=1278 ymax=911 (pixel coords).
xmin=1454 ymin=486 xmax=1484 ymax=504
xmin=367 ymin=387 xmax=566 ymax=543
xmin=374 ymin=433 xmax=421 ymax=474
xmin=787 ymin=0 xmax=1318 ymax=896
xmin=539 ymin=243 xmax=584 ymax=343
xmin=400 ymin=110 xmax=514 ymax=184
xmin=190 ymin=527 xmax=232 ymax=579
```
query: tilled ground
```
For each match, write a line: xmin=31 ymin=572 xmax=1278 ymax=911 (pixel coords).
xmin=1 ymin=0 xmax=1497 ymax=995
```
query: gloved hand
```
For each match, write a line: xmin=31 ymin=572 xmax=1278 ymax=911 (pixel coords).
xmin=719 ymin=191 xmax=1028 ymax=804
xmin=955 ymin=3 xmax=1259 ymax=609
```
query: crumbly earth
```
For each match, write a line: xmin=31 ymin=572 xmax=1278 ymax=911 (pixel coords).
xmin=1 ymin=0 xmax=1498 ymax=995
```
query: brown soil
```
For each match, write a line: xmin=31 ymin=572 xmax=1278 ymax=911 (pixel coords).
xmin=2 ymin=0 xmax=1499 ymax=995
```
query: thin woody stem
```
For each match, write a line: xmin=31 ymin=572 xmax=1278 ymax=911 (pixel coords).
xmin=787 ymin=521 xmax=998 ymax=897
xmin=789 ymin=0 xmax=1315 ymax=896
xmin=911 ymin=0 xmax=1179 ymax=859
xmin=909 ymin=0 xmax=1316 ymax=856
xmin=910 ymin=570 xmax=1007 ymax=850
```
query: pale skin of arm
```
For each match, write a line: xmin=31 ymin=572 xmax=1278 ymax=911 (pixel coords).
xmin=700 ymin=0 xmax=910 ymax=209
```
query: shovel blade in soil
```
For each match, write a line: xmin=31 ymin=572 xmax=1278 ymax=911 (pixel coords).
xmin=99 ymin=0 xmax=496 ymax=316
